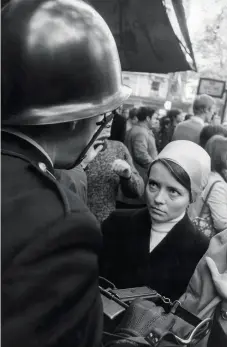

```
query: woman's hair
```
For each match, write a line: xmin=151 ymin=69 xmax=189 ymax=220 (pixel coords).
xmin=199 ymin=125 xmax=227 ymax=148
xmin=128 ymin=107 xmax=138 ymax=120
xmin=205 ymin=135 xmax=227 ymax=181
xmin=166 ymin=109 xmax=181 ymax=125
xmin=148 ymin=158 xmax=192 ymax=201
xmin=110 ymin=111 xmax=127 ymax=143
xmin=159 ymin=116 xmax=170 ymax=132
xmin=136 ymin=106 xmax=156 ymax=122
xmin=184 ymin=113 xmax=193 ymax=121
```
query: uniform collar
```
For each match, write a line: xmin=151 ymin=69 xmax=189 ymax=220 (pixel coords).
xmin=191 ymin=116 xmax=205 ymax=126
xmin=2 ymin=129 xmax=54 ymax=167
xmin=2 ymin=129 xmax=54 ymax=174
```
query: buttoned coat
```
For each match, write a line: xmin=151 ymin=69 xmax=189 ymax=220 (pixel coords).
xmin=1 ymin=131 xmax=103 ymax=347
xmin=100 ymin=208 xmax=209 ymax=301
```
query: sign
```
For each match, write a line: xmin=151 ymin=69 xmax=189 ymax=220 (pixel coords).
xmin=164 ymin=101 xmax=172 ymax=110
xmin=197 ymin=78 xmax=226 ymax=98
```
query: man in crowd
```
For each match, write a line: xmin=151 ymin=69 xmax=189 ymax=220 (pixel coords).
xmin=1 ymin=1 xmax=130 ymax=346
xmin=125 ymin=106 xmax=158 ymax=184
xmin=172 ymin=94 xmax=215 ymax=144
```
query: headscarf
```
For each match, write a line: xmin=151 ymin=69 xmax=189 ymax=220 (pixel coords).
xmin=156 ymin=140 xmax=211 ymax=202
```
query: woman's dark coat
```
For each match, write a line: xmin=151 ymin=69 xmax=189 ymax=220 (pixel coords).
xmin=100 ymin=208 xmax=209 ymax=301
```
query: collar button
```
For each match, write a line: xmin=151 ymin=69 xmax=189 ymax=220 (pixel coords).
xmin=38 ymin=162 xmax=47 ymax=172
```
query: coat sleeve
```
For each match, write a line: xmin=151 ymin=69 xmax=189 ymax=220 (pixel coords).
xmin=132 ymin=132 xmax=154 ymax=170
xmin=207 ymin=181 xmax=227 ymax=232
xmin=2 ymin=212 xmax=103 ymax=347
xmin=119 ymin=143 xmax=144 ymax=199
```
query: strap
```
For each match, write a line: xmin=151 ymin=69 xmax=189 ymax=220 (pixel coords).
xmin=172 ymin=302 xmax=201 ymax=327
xmin=199 ymin=180 xmax=222 ymax=217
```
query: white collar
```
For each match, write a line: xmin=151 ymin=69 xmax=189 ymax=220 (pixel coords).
xmin=2 ymin=128 xmax=54 ymax=167
xmin=191 ymin=116 xmax=204 ymax=126
xmin=151 ymin=212 xmax=185 ymax=233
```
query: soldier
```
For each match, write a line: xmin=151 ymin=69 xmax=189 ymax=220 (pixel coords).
xmin=1 ymin=0 xmax=130 ymax=346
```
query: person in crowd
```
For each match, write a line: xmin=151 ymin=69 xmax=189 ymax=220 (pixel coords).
xmin=110 ymin=109 xmax=127 ymax=143
xmin=211 ymin=112 xmax=221 ymax=125
xmin=199 ymin=124 xmax=227 ymax=148
xmin=107 ymin=228 xmax=227 ymax=347
xmin=157 ymin=115 xmax=171 ymax=152
xmin=190 ymin=136 xmax=227 ymax=236
xmin=126 ymin=107 xmax=138 ymax=131
xmin=167 ymin=108 xmax=184 ymax=139
xmin=125 ymin=106 xmax=158 ymax=184
xmin=100 ymin=141 xmax=210 ymax=301
xmin=1 ymin=1 xmax=131 ymax=346
xmin=172 ymin=94 xmax=215 ymax=143
xmin=86 ymin=113 xmax=144 ymax=222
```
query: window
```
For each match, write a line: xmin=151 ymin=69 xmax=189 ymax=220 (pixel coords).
xmin=151 ymin=81 xmax=160 ymax=91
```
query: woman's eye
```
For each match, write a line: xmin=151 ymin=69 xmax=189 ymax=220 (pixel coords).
xmin=149 ymin=181 xmax=158 ymax=189
xmin=168 ymin=188 xmax=180 ymax=196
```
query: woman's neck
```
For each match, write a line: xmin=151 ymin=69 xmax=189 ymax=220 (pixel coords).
xmin=151 ymin=212 xmax=185 ymax=233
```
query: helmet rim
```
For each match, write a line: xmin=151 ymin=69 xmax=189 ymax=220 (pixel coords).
xmin=2 ymin=85 xmax=131 ymax=126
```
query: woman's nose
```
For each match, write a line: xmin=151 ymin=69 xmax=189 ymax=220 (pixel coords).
xmin=154 ymin=190 xmax=165 ymax=204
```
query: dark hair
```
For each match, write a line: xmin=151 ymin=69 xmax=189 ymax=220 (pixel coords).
xmin=205 ymin=135 xmax=227 ymax=181
xmin=128 ymin=107 xmax=138 ymax=120
xmin=159 ymin=116 xmax=170 ymax=132
xmin=136 ymin=106 xmax=156 ymax=122
xmin=110 ymin=112 xmax=127 ymax=143
xmin=199 ymin=125 xmax=227 ymax=148
xmin=166 ymin=109 xmax=181 ymax=124
xmin=148 ymin=158 xmax=192 ymax=201
xmin=185 ymin=113 xmax=192 ymax=121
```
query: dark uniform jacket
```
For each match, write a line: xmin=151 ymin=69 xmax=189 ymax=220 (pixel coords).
xmin=1 ymin=131 xmax=103 ymax=347
xmin=100 ymin=208 xmax=209 ymax=301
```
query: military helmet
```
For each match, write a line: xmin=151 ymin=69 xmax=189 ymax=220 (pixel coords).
xmin=2 ymin=0 xmax=131 ymax=125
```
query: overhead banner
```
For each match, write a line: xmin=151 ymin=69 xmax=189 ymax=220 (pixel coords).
xmin=90 ymin=0 xmax=193 ymax=73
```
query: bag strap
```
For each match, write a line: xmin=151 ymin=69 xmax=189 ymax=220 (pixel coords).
xmin=199 ymin=180 xmax=222 ymax=217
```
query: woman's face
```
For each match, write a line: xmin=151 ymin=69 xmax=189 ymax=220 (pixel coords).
xmin=148 ymin=112 xmax=159 ymax=129
xmin=146 ymin=162 xmax=190 ymax=223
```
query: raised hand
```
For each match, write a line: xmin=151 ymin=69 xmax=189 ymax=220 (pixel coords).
xmin=206 ymin=256 xmax=227 ymax=299
xmin=112 ymin=159 xmax=132 ymax=179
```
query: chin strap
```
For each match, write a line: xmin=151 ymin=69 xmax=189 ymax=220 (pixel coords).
xmin=66 ymin=111 xmax=116 ymax=170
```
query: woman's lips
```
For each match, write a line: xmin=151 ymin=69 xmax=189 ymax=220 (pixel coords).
xmin=150 ymin=206 xmax=165 ymax=214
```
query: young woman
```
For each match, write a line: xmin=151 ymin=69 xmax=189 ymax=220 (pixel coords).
xmin=100 ymin=141 xmax=210 ymax=301
xmin=194 ymin=135 xmax=227 ymax=236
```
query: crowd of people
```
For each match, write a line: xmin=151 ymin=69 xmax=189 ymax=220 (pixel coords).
xmin=2 ymin=1 xmax=227 ymax=347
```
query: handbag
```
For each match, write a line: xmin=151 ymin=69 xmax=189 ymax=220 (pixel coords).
xmin=192 ymin=181 xmax=221 ymax=239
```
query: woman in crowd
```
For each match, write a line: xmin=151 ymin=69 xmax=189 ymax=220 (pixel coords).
xmin=86 ymin=113 xmax=144 ymax=222
xmin=199 ymin=124 xmax=227 ymax=148
xmin=107 ymin=228 xmax=227 ymax=347
xmin=192 ymin=135 xmax=227 ymax=236
xmin=157 ymin=115 xmax=171 ymax=152
xmin=167 ymin=108 xmax=184 ymax=140
xmin=100 ymin=141 xmax=210 ymax=301
xmin=126 ymin=107 xmax=138 ymax=132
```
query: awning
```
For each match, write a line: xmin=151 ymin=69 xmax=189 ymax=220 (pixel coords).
xmin=89 ymin=0 xmax=196 ymax=73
